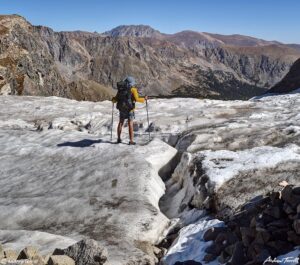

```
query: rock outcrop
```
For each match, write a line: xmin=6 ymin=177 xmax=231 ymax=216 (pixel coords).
xmin=201 ymin=185 xmax=300 ymax=265
xmin=1 ymin=15 xmax=300 ymax=100
xmin=267 ymin=58 xmax=300 ymax=94
xmin=18 ymin=246 xmax=40 ymax=260
xmin=161 ymin=92 xmax=300 ymax=221
xmin=47 ymin=255 xmax=75 ymax=265
xmin=53 ymin=240 xmax=108 ymax=265
xmin=0 ymin=244 xmax=74 ymax=265
xmin=0 ymin=15 xmax=114 ymax=101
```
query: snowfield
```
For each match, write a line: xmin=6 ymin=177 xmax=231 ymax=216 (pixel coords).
xmin=0 ymin=92 xmax=299 ymax=264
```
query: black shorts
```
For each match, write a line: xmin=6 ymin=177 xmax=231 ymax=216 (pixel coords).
xmin=119 ymin=110 xmax=135 ymax=121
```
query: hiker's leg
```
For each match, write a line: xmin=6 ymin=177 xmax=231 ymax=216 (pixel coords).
xmin=128 ymin=111 xmax=135 ymax=144
xmin=117 ymin=120 xmax=124 ymax=140
xmin=128 ymin=120 xmax=134 ymax=143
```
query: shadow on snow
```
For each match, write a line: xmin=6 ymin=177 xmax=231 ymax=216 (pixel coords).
xmin=57 ymin=139 xmax=113 ymax=148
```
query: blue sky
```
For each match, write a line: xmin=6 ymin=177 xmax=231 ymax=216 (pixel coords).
xmin=1 ymin=0 xmax=300 ymax=43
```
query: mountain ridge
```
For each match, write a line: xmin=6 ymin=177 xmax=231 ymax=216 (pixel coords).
xmin=1 ymin=14 xmax=300 ymax=100
xmin=104 ymin=24 xmax=299 ymax=48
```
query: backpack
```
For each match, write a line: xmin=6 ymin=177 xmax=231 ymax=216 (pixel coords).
xmin=116 ymin=80 xmax=135 ymax=112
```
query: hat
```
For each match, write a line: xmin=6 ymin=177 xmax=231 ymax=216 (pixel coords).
xmin=124 ymin=76 xmax=136 ymax=87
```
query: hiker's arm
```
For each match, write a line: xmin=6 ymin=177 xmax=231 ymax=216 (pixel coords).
xmin=131 ymin=87 xmax=145 ymax=103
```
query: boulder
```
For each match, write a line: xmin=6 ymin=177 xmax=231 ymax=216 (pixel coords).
xmin=297 ymin=204 xmax=300 ymax=213
xmin=17 ymin=246 xmax=40 ymax=260
xmin=215 ymin=232 xmax=238 ymax=246
xmin=203 ymin=227 xmax=227 ymax=242
xmin=269 ymin=192 xmax=280 ymax=204
xmin=267 ymin=240 xmax=293 ymax=254
xmin=224 ymin=244 xmax=236 ymax=256
xmin=47 ymin=255 xmax=75 ymax=265
xmin=203 ymin=253 xmax=216 ymax=263
xmin=218 ymin=250 xmax=230 ymax=264
xmin=260 ymin=213 xmax=275 ymax=224
xmin=229 ymin=242 xmax=248 ymax=265
xmin=266 ymin=219 xmax=289 ymax=229
xmin=4 ymin=249 xmax=18 ymax=260
xmin=271 ymin=227 xmax=289 ymax=241
xmin=282 ymin=185 xmax=300 ymax=208
xmin=287 ymin=231 xmax=300 ymax=245
xmin=240 ymin=227 xmax=255 ymax=247
xmin=246 ymin=243 xmax=265 ymax=261
xmin=43 ymin=254 xmax=51 ymax=264
xmin=292 ymin=187 xmax=300 ymax=195
xmin=205 ymin=243 xmax=224 ymax=256
xmin=202 ymin=184 xmax=300 ymax=265
xmin=53 ymin=239 xmax=108 ymax=265
xmin=255 ymin=248 xmax=271 ymax=263
xmin=283 ymin=202 xmax=295 ymax=215
xmin=34 ymin=256 xmax=46 ymax=265
xmin=293 ymin=219 xmax=300 ymax=234
xmin=253 ymin=230 xmax=271 ymax=245
xmin=263 ymin=206 xmax=282 ymax=219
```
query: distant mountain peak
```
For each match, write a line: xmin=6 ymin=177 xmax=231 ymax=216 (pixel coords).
xmin=103 ymin=24 xmax=162 ymax=38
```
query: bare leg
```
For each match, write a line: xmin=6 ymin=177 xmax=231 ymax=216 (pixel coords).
xmin=117 ymin=120 xmax=124 ymax=141
xmin=128 ymin=120 xmax=134 ymax=143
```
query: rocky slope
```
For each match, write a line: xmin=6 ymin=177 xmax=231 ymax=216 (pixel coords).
xmin=1 ymin=15 xmax=300 ymax=100
xmin=267 ymin=58 xmax=300 ymax=94
xmin=0 ymin=15 xmax=114 ymax=101
xmin=0 ymin=90 xmax=299 ymax=264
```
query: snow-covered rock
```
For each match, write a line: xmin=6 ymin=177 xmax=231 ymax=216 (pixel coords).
xmin=160 ymin=92 xmax=300 ymax=220
xmin=162 ymin=145 xmax=300 ymax=218
xmin=161 ymin=218 xmax=224 ymax=265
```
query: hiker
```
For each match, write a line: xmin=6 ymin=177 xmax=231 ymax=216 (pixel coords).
xmin=112 ymin=76 xmax=148 ymax=145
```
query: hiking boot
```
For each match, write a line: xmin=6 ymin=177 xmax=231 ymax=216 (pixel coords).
xmin=129 ymin=141 xmax=136 ymax=145
xmin=117 ymin=138 xmax=122 ymax=144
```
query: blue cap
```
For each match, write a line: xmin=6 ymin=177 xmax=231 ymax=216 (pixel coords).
xmin=124 ymin=76 xmax=136 ymax=87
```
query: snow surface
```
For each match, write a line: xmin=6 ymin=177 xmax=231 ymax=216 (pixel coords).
xmin=0 ymin=91 xmax=299 ymax=264
xmin=0 ymin=230 xmax=76 ymax=255
xmin=0 ymin=96 xmax=177 ymax=264
xmin=199 ymin=144 xmax=300 ymax=191
xmin=162 ymin=218 xmax=224 ymax=265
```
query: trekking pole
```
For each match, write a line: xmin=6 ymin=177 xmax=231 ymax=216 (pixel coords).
xmin=111 ymin=102 xmax=114 ymax=142
xmin=146 ymin=99 xmax=151 ymax=141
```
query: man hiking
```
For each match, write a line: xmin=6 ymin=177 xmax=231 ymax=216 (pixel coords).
xmin=112 ymin=76 xmax=148 ymax=145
